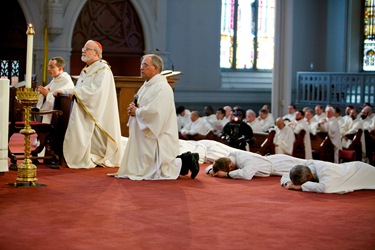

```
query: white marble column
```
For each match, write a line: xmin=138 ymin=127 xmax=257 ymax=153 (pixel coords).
xmin=0 ymin=79 xmax=10 ymax=172
xmin=272 ymin=0 xmax=294 ymax=118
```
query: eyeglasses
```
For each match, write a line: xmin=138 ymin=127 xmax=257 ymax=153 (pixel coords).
xmin=82 ymin=47 xmax=95 ymax=52
xmin=141 ymin=63 xmax=155 ymax=68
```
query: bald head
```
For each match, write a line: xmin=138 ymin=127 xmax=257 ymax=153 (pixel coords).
xmin=276 ymin=117 xmax=285 ymax=129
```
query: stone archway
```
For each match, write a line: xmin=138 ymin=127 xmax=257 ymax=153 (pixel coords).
xmin=70 ymin=0 xmax=145 ymax=76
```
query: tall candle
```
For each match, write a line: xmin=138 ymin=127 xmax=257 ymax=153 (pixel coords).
xmin=0 ymin=79 xmax=10 ymax=172
xmin=25 ymin=24 xmax=35 ymax=88
xmin=42 ymin=25 xmax=48 ymax=86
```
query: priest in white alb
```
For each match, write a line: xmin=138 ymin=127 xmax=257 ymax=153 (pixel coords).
xmin=36 ymin=56 xmax=74 ymax=123
xmin=113 ymin=54 xmax=199 ymax=180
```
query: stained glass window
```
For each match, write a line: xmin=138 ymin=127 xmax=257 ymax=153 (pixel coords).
xmin=0 ymin=59 xmax=20 ymax=80
xmin=220 ymin=0 xmax=275 ymax=71
xmin=363 ymin=0 xmax=375 ymax=71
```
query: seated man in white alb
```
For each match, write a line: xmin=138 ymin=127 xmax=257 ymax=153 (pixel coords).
xmin=281 ymin=160 xmax=375 ymax=194
xmin=318 ymin=106 xmax=342 ymax=163
xmin=341 ymin=109 xmax=365 ymax=153
xmin=258 ymin=108 xmax=275 ymax=132
xmin=288 ymin=110 xmax=312 ymax=159
xmin=314 ymin=105 xmax=326 ymax=123
xmin=35 ymin=56 xmax=74 ymax=123
xmin=245 ymin=109 xmax=262 ymax=133
xmin=203 ymin=105 xmax=217 ymax=128
xmin=334 ymin=107 xmax=343 ymax=128
xmin=205 ymin=150 xmax=307 ymax=180
xmin=33 ymin=56 xmax=75 ymax=146
xmin=273 ymin=117 xmax=295 ymax=155
xmin=176 ymin=105 xmax=191 ymax=132
xmin=283 ymin=104 xmax=297 ymax=122
xmin=360 ymin=106 xmax=375 ymax=132
xmin=180 ymin=111 xmax=212 ymax=139
xmin=304 ymin=108 xmax=318 ymax=135
xmin=211 ymin=107 xmax=229 ymax=136
xmin=223 ymin=105 xmax=232 ymax=121
xmin=340 ymin=105 xmax=354 ymax=135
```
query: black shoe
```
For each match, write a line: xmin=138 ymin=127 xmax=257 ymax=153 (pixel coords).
xmin=190 ymin=153 xmax=200 ymax=179
xmin=177 ymin=151 xmax=191 ymax=176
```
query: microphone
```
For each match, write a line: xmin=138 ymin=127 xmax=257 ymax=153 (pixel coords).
xmin=156 ymin=48 xmax=174 ymax=71
xmin=134 ymin=94 xmax=138 ymax=107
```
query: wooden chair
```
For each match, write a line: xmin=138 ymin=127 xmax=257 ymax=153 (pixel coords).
xmin=340 ymin=129 xmax=363 ymax=162
xmin=292 ymin=129 xmax=306 ymax=159
xmin=310 ymin=132 xmax=328 ymax=159
xmin=249 ymin=132 xmax=270 ymax=155
xmin=339 ymin=149 xmax=357 ymax=163
xmin=35 ymin=94 xmax=73 ymax=167
xmin=8 ymin=88 xmax=69 ymax=169
xmin=259 ymin=130 xmax=275 ymax=156
xmin=364 ymin=130 xmax=375 ymax=166
xmin=318 ymin=135 xmax=335 ymax=162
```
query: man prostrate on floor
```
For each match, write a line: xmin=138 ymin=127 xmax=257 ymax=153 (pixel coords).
xmin=281 ymin=160 xmax=375 ymax=194
xmin=205 ymin=151 xmax=307 ymax=180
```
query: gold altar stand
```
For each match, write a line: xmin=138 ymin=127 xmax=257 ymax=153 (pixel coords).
xmin=115 ymin=71 xmax=182 ymax=137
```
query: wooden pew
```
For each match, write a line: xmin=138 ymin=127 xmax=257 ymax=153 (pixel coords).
xmin=364 ymin=130 xmax=375 ymax=166
xmin=340 ymin=129 xmax=363 ymax=162
xmin=310 ymin=132 xmax=334 ymax=162
xmin=249 ymin=132 xmax=270 ymax=155
xmin=259 ymin=130 xmax=275 ymax=156
xmin=292 ymin=129 xmax=306 ymax=159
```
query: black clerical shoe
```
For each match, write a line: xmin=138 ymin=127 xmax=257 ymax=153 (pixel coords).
xmin=189 ymin=153 xmax=200 ymax=179
xmin=177 ymin=151 xmax=191 ymax=176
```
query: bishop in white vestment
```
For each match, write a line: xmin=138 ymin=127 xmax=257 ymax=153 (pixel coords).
xmin=58 ymin=40 xmax=123 ymax=169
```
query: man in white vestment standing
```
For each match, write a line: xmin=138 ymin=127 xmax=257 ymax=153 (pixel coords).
xmin=55 ymin=40 xmax=123 ymax=169
xmin=114 ymin=54 xmax=199 ymax=180
xmin=281 ymin=160 xmax=375 ymax=194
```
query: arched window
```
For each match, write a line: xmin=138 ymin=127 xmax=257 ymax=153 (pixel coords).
xmin=363 ymin=0 xmax=375 ymax=71
xmin=220 ymin=0 xmax=275 ymax=72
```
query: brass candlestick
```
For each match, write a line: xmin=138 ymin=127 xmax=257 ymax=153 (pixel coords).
xmin=11 ymin=88 xmax=45 ymax=187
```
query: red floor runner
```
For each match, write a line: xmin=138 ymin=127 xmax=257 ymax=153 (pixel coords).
xmin=1 ymin=135 xmax=375 ymax=249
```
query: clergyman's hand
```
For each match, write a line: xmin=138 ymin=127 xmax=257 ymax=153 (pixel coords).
xmin=127 ymin=102 xmax=137 ymax=117
xmin=283 ymin=181 xmax=302 ymax=191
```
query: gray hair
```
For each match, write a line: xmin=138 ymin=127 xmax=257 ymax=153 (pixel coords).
xmin=289 ymin=165 xmax=312 ymax=185
xmin=143 ymin=54 xmax=164 ymax=73
xmin=87 ymin=40 xmax=103 ymax=59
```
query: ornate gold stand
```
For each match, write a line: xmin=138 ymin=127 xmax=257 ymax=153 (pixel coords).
xmin=9 ymin=88 xmax=45 ymax=187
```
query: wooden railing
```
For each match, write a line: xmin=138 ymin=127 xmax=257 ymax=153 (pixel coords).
xmin=296 ymin=72 xmax=375 ymax=108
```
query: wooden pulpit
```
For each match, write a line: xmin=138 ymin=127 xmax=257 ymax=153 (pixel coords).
xmin=115 ymin=72 xmax=182 ymax=137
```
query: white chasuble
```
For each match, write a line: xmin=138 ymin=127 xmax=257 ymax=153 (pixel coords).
xmin=63 ymin=60 xmax=122 ymax=169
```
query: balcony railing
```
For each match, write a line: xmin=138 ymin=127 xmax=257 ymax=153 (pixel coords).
xmin=296 ymin=72 xmax=375 ymax=108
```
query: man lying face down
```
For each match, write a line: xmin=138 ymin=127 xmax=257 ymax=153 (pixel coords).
xmin=205 ymin=150 xmax=306 ymax=180
xmin=281 ymin=160 xmax=375 ymax=194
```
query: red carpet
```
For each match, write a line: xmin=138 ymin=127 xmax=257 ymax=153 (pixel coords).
xmin=1 ymin=135 xmax=375 ymax=250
